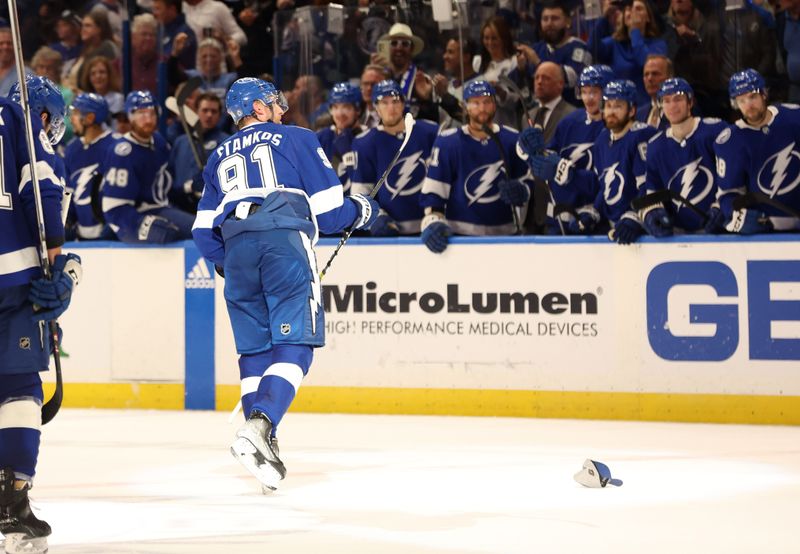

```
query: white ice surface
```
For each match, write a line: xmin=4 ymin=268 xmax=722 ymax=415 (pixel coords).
xmin=25 ymin=410 xmax=800 ymax=553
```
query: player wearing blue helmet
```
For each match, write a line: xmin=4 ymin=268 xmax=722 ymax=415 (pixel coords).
xmin=9 ymin=75 xmax=67 ymax=145
xmin=193 ymin=78 xmax=379 ymax=492
xmin=519 ymin=79 xmax=657 ymax=243
xmin=317 ymin=81 xmax=364 ymax=189
xmin=101 ymin=90 xmax=194 ymax=243
xmin=64 ymin=93 xmax=116 ymax=239
xmin=712 ymin=69 xmax=800 ymax=233
xmin=419 ymin=78 xmax=532 ymax=251
xmin=638 ymin=77 xmax=728 ymax=236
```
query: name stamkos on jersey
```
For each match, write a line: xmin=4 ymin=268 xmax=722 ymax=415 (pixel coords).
xmin=185 ymin=259 xmax=214 ymax=289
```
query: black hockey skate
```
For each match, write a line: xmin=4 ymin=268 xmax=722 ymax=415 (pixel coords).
xmin=0 ymin=468 xmax=50 ymax=554
xmin=231 ymin=412 xmax=286 ymax=492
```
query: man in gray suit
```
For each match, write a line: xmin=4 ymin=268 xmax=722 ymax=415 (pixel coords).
xmin=525 ymin=61 xmax=576 ymax=231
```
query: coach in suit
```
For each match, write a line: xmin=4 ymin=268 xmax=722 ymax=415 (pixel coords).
xmin=525 ymin=61 xmax=576 ymax=232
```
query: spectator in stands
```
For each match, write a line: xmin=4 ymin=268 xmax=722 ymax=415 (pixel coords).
xmin=86 ymin=0 xmax=124 ymax=42
xmin=234 ymin=0 xmax=275 ymax=77
xmin=359 ymin=64 xmax=391 ymax=129
xmin=718 ymin=5 xmax=777 ymax=100
xmin=0 ymin=27 xmax=31 ymax=97
xmin=168 ymin=92 xmax=228 ymax=213
xmin=31 ymin=46 xmax=74 ymax=145
xmin=777 ymin=0 xmax=800 ymax=102
xmin=475 ymin=16 xmax=523 ymax=128
xmin=153 ymin=0 xmax=197 ymax=71
xmin=284 ymin=74 xmax=327 ymax=129
xmin=516 ymin=2 xmax=592 ymax=107
xmin=183 ymin=37 xmax=238 ymax=102
xmin=372 ymin=23 xmax=439 ymax=122
xmin=183 ymin=0 xmax=247 ymax=47
xmin=637 ymin=54 xmax=672 ymax=129
xmin=433 ymin=37 xmax=479 ymax=128
xmin=589 ymin=0 xmax=667 ymax=106
xmin=49 ymin=9 xmax=82 ymax=78
xmin=79 ymin=56 xmax=125 ymax=130
xmin=67 ymin=10 xmax=119 ymax=91
xmin=131 ymin=13 xmax=159 ymax=95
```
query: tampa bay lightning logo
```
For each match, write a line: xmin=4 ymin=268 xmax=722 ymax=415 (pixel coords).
xmin=601 ymin=162 xmax=625 ymax=205
xmin=70 ymin=164 xmax=101 ymax=206
xmin=666 ymin=157 xmax=714 ymax=207
xmin=561 ymin=142 xmax=593 ymax=170
xmin=756 ymin=142 xmax=800 ymax=197
xmin=386 ymin=150 xmax=426 ymax=199
xmin=152 ymin=162 xmax=173 ymax=204
xmin=464 ymin=161 xmax=505 ymax=205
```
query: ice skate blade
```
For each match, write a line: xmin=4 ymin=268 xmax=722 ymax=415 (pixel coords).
xmin=230 ymin=437 xmax=283 ymax=491
xmin=2 ymin=533 xmax=48 ymax=554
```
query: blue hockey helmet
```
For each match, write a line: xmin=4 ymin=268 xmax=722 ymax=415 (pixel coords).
xmin=124 ymin=90 xmax=157 ymax=116
xmin=463 ymin=79 xmax=496 ymax=101
xmin=657 ymin=77 xmax=694 ymax=102
xmin=9 ymin=75 xmax=67 ymax=145
xmin=602 ymin=79 xmax=637 ymax=107
xmin=578 ymin=65 xmax=614 ymax=89
xmin=226 ymin=77 xmax=287 ymax=124
xmin=329 ymin=81 xmax=362 ymax=106
xmin=728 ymin=68 xmax=766 ymax=100
xmin=70 ymin=92 xmax=109 ymax=124
xmin=371 ymin=79 xmax=403 ymax=104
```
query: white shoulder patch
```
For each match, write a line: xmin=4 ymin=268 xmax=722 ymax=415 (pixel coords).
xmin=354 ymin=128 xmax=371 ymax=139
xmin=317 ymin=147 xmax=333 ymax=169
xmin=782 ymin=103 xmax=800 ymax=110
xmin=111 ymin=132 xmax=123 ymax=139
xmin=38 ymin=129 xmax=54 ymax=154
xmin=702 ymin=117 xmax=722 ymax=124
xmin=631 ymin=122 xmax=649 ymax=131
xmin=648 ymin=131 xmax=663 ymax=143
xmin=571 ymin=48 xmax=586 ymax=63
xmin=439 ymin=127 xmax=458 ymax=137
xmin=637 ymin=141 xmax=648 ymax=161
xmin=715 ymin=127 xmax=731 ymax=145
xmin=114 ymin=141 xmax=132 ymax=156
xmin=501 ymin=125 xmax=519 ymax=136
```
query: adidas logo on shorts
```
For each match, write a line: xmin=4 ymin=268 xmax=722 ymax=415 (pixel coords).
xmin=185 ymin=259 xmax=215 ymax=289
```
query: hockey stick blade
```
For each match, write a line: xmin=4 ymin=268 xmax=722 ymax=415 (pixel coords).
xmin=320 ymin=113 xmax=416 ymax=279
xmin=165 ymin=96 xmax=199 ymax=127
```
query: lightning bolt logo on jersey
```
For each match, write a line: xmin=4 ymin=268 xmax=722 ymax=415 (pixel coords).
xmin=63 ymin=129 xmax=116 ymax=239
xmin=350 ymin=120 xmax=439 ymax=233
xmin=421 ymin=124 xmax=533 ymax=235
xmin=646 ymin=118 xmax=726 ymax=231
xmin=714 ymin=105 xmax=800 ymax=229
xmin=548 ymin=109 xmax=605 ymax=171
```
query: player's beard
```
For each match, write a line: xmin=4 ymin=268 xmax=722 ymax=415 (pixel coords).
xmin=604 ymin=112 xmax=631 ymax=134
xmin=469 ymin=109 xmax=495 ymax=129
xmin=131 ymin=120 xmax=156 ymax=140
xmin=542 ymin=27 xmax=566 ymax=46
xmin=744 ymin=104 xmax=768 ymax=126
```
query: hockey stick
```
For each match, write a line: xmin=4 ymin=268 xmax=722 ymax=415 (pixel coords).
xmin=631 ymin=189 xmax=709 ymax=223
xmin=498 ymin=74 xmax=535 ymax=121
xmin=174 ymin=77 xmax=205 ymax=167
xmin=319 ymin=112 xmax=415 ymax=279
xmin=7 ymin=0 xmax=63 ymax=425
xmin=732 ymin=191 xmax=800 ymax=220
xmin=482 ymin=123 xmax=523 ymax=234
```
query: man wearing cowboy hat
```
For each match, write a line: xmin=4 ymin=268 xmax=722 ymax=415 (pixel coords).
xmin=372 ymin=22 xmax=439 ymax=121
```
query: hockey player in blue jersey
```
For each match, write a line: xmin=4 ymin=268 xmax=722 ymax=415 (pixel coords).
xmin=713 ymin=69 xmax=800 ymax=233
xmin=63 ymin=92 xmax=116 ymax=240
xmin=316 ymin=82 xmax=364 ymax=191
xmin=101 ymin=90 xmax=194 ymax=243
xmin=420 ymin=79 xmax=531 ymax=253
xmin=520 ymin=79 xmax=657 ymax=243
xmin=192 ymin=78 xmax=378 ymax=491
xmin=0 ymin=79 xmax=81 ymax=554
xmin=350 ymin=79 xmax=439 ymax=236
xmin=638 ymin=78 xmax=728 ymax=237
xmin=540 ymin=64 xmax=614 ymax=233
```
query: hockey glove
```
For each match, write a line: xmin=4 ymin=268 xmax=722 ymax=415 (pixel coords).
xmin=531 ymin=154 xmax=573 ymax=186
xmin=349 ymin=193 xmax=380 ymax=230
xmin=704 ymin=206 xmax=725 ymax=234
xmin=725 ymin=208 xmax=772 ymax=235
xmin=183 ymin=171 xmax=205 ymax=199
xmin=517 ymin=127 xmax=546 ymax=159
xmin=498 ymin=179 xmax=530 ymax=207
xmin=612 ymin=218 xmax=643 ymax=245
xmin=138 ymin=214 xmax=181 ymax=243
xmin=568 ymin=212 xmax=598 ymax=235
xmin=29 ymin=253 xmax=82 ymax=321
xmin=370 ymin=211 xmax=400 ymax=237
xmin=641 ymin=205 xmax=674 ymax=238
xmin=421 ymin=212 xmax=450 ymax=254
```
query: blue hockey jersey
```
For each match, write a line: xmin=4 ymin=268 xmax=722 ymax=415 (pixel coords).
xmin=644 ymin=117 xmax=728 ymax=231
xmin=101 ymin=132 xmax=172 ymax=241
xmin=545 ymin=109 xmax=605 ymax=232
xmin=421 ymin=124 xmax=531 ymax=235
xmin=316 ymin=125 xmax=362 ymax=191
xmin=0 ymin=98 xmax=65 ymax=288
xmin=350 ymin=120 xmax=439 ymax=234
xmin=64 ymin=129 xmax=117 ymax=239
xmin=568 ymin=122 xmax=657 ymax=226
xmin=193 ymin=122 xmax=359 ymax=267
xmin=714 ymin=104 xmax=800 ymax=230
